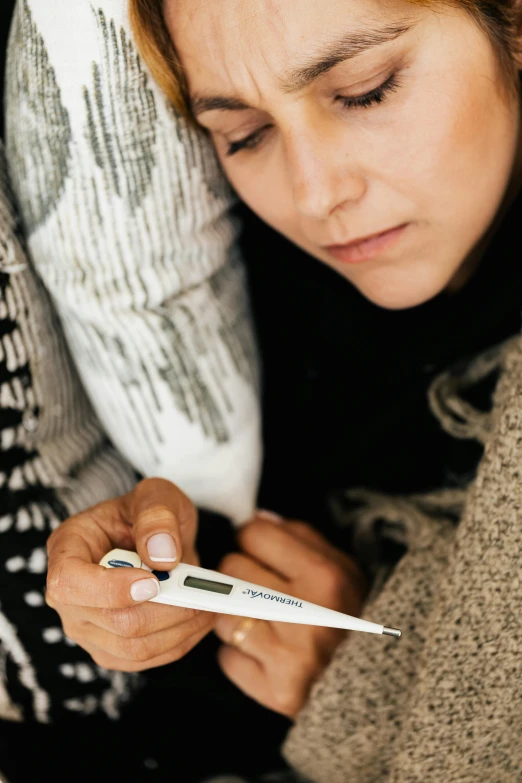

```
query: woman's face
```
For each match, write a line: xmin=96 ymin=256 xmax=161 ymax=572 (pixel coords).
xmin=165 ymin=0 xmax=522 ymax=309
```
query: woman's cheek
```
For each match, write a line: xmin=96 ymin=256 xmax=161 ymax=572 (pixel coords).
xmin=236 ymin=168 xmax=304 ymax=243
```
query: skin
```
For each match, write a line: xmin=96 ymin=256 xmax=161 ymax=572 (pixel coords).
xmin=46 ymin=479 xmax=216 ymax=673
xmin=165 ymin=0 xmax=522 ymax=310
xmin=213 ymin=517 xmax=366 ymax=717
xmin=46 ymin=478 xmax=363 ymax=709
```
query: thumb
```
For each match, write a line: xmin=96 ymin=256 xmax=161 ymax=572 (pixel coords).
xmin=127 ymin=478 xmax=199 ymax=570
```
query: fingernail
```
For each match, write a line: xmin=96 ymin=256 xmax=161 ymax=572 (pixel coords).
xmin=256 ymin=509 xmax=284 ymax=523
xmin=130 ymin=578 xmax=160 ymax=603
xmin=147 ymin=533 xmax=178 ymax=562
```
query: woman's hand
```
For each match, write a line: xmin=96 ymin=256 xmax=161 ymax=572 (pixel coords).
xmin=213 ymin=515 xmax=367 ymax=718
xmin=46 ymin=478 xmax=215 ymax=672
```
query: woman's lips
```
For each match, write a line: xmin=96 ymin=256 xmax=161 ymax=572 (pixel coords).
xmin=324 ymin=223 xmax=409 ymax=265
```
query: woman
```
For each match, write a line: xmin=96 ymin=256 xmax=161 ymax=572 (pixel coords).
xmin=125 ymin=1 xmax=522 ymax=781
xmin=44 ymin=0 xmax=522 ymax=781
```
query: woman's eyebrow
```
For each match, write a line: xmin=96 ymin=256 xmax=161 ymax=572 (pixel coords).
xmin=192 ymin=95 xmax=251 ymax=117
xmin=280 ymin=23 xmax=412 ymax=93
xmin=191 ymin=22 xmax=412 ymax=117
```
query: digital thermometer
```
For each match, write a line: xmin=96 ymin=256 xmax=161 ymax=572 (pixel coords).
xmin=100 ymin=549 xmax=401 ymax=639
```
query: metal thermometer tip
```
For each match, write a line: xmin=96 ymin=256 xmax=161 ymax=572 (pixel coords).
xmin=383 ymin=627 xmax=402 ymax=639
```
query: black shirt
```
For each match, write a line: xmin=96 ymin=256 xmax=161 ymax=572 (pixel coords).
xmin=241 ymin=189 xmax=522 ymax=542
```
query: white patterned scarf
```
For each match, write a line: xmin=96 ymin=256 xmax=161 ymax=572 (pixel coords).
xmin=5 ymin=0 xmax=262 ymax=525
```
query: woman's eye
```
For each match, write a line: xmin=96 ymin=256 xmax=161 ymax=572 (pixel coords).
xmin=336 ymin=72 xmax=401 ymax=110
xmin=224 ymin=73 xmax=400 ymax=157
xmin=225 ymin=125 xmax=271 ymax=157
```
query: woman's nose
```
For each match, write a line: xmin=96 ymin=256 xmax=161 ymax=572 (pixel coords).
xmin=286 ymin=129 xmax=367 ymax=220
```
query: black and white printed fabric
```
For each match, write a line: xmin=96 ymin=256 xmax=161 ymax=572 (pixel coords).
xmin=0 ymin=141 xmax=139 ymax=724
xmin=5 ymin=0 xmax=262 ymax=525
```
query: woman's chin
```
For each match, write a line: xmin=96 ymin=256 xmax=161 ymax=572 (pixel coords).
xmin=350 ymin=266 xmax=454 ymax=311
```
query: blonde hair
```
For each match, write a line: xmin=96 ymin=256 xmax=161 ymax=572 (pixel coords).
xmin=128 ymin=0 xmax=191 ymax=117
xmin=128 ymin=0 xmax=520 ymax=117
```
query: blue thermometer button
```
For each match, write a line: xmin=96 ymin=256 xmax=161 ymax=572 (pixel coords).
xmin=107 ymin=559 xmax=135 ymax=568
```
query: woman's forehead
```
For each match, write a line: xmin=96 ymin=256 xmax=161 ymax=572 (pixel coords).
xmin=165 ymin=0 xmax=417 ymax=98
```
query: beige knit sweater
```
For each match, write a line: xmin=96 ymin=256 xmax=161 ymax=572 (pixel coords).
xmin=283 ymin=336 xmax=522 ymax=782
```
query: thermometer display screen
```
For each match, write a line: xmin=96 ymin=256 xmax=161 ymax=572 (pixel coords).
xmin=184 ymin=576 xmax=233 ymax=595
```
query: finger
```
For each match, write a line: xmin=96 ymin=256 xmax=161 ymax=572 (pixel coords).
xmin=46 ymin=499 xmax=161 ymax=610
xmin=79 ymin=609 xmax=215 ymax=664
xmin=253 ymin=514 xmax=350 ymax=567
xmin=238 ymin=519 xmax=331 ymax=581
xmin=84 ymin=621 xmax=213 ymax=673
xmin=284 ymin=520 xmax=364 ymax=577
xmin=63 ymin=601 xmax=202 ymax=638
xmin=218 ymin=552 xmax=285 ymax=591
xmin=47 ymin=536 xmax=161 ymax=610
xmin=217 ymin=645 xmax=300 ymax=717
xmin=214 ymin=615 xmax=277 ymax=663
xmin=46 ymin=504 xmax=135 ymax=573
xmin=284 ymin=520 xmax=334 ymax=552
xmin=128 ymin=478 xmax=198 ymax=571
xmin=217 ymin=644 xmax=265 ymax=696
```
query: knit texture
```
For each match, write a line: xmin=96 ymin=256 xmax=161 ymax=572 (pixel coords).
xmin=283 ymin=337 xmax=522 ymax=782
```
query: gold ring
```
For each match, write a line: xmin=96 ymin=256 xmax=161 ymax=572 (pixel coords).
xmin=231 ymin=617 xmax=257 ymax=648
